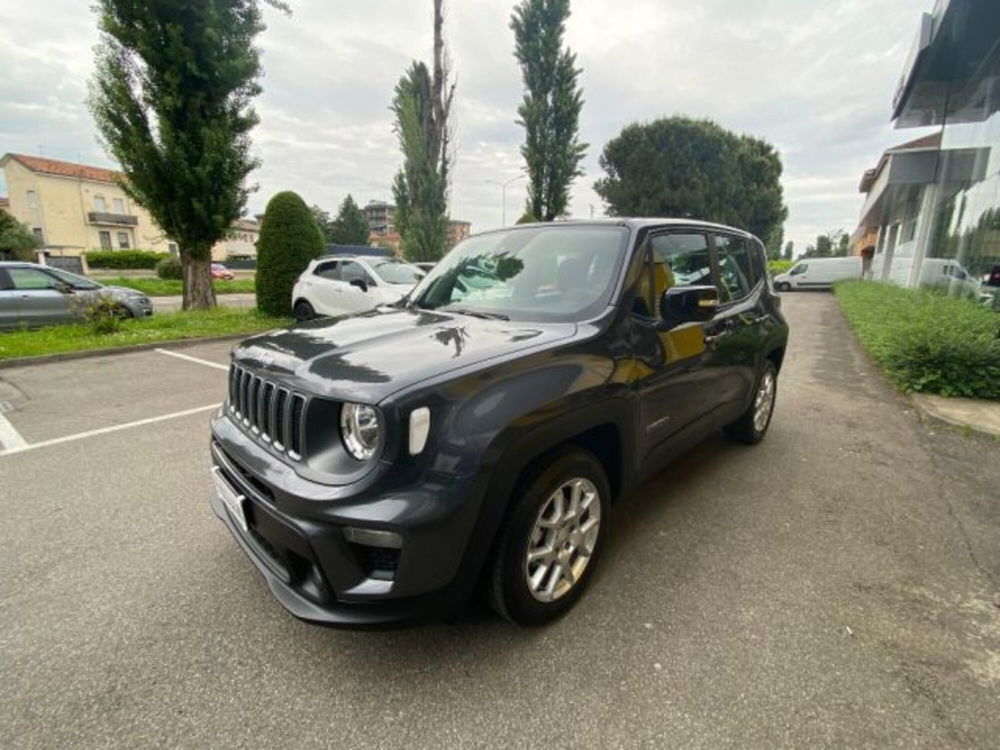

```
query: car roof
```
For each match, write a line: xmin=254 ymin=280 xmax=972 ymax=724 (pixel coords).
xmin=471 ymin=218 xmax=757 ymax=241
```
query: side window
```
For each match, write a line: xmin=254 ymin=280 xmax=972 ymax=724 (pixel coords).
xmin=790 ymin=263 xmax=808 ymax=276
xmin=714 ymin=234 xmax=754 ymax=302
xmin=9 ymin=268 xmax=59 ymax=290
xmin=635 ymin=232 xmax=712 ymax=317
xmin=314 ymin=260 xmax=340 ymax=280
xmin=340 ymin=261 xmax=373 ymax=285
xmin=0 ymin=269 xmax=12 ymax=291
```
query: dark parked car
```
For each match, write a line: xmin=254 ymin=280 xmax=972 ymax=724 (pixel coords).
xmin=0 ymin=262 xmax=153 ymax=330
xmin=210 ymin=220 xmax=789 ymax=626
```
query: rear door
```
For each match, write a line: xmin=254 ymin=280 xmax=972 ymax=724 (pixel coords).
xmin=308 ymin=260 xmax=345 ymax=314
xmin=7 ymin=266 xmax=73 ymax=326
xmin=703 ymin=233 xmax=768 ymax=423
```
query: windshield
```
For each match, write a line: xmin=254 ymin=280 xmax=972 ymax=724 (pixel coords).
xmin=370 ymin=259 xmax=426 ymax=285
xmin=410 ymin=225 xmax=629 ymax=322
xmin=47 ymin=267 xmax=102 ymax=290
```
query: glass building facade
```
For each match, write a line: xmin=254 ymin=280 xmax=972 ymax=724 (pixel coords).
xmin=889 ymin=0 xmax=1000 ymax=304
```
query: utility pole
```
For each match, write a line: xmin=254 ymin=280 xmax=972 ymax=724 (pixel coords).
xmin=485 ymin=174 xmax=526 ymax=227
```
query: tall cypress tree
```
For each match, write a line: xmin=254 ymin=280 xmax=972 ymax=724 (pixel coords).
xmin=392 ymin=0 xmax=454 ymax=262
xmin=510 ymin=0 xmax=587 ymax=222
xmin=330 ymin=194 xmax=371 ymax=245
xmin=88 ymin=1 xmax=286 ymax=309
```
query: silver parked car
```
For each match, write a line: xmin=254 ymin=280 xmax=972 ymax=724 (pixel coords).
xmin=0 ymin=262 xmax=153 ymax=330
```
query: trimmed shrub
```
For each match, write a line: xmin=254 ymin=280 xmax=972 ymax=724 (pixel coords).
xmin=85 ymin=250 xmax=170 ymax=269
xmin=156 ymin=256 xmax=183 ymax=280
xmin=835 ymin=280 xmax=1000 ymax=399
xmin=256 ymin=191 xmax=325 ymax=316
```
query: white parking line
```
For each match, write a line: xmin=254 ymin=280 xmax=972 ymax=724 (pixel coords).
xmin=0 ymin=403 xmax=221 ymax=457
xmin=155 ymin=348 xmax=229 ymax=371
xmin=0 ymin=413 xmax=29 ymax=452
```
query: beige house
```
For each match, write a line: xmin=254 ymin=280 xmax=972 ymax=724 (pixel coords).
xmin=0 ymin=153 xmax=258 ymax=262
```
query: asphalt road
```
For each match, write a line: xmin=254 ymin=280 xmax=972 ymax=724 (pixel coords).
xmin=1 ymin=293 xmax=998 ymax=749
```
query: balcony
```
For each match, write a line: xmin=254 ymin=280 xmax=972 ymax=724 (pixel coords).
xmin=88 ymin=211 xmax=138 ymax=226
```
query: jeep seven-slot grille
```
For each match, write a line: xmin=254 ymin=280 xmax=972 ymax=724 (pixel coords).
xmin=228 ymin=364 xmax=306 ymax=459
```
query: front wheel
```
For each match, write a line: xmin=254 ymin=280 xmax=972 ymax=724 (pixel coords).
xmin=724 ymin=360 xmax=778 ymax=444
xmin=488 ymin=448 xmax=610 ymax=626
xmin=776 ymin=281 xmax=791 ymax=292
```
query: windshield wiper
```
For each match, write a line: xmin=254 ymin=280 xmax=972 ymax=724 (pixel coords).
xmin=444 ymin=307 xmax=509 ymax=321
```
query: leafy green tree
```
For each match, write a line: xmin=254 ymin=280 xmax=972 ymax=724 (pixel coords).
xmin=330 ymin=194 xmax=370 ymax=245
xmin=783 ymin=241 xmax=794 ymax=261
xmin=255 ymin=191 xmax=324 ymax=316
xmin=87 ymin=0 xmax=286 ymax=310
xmin=510 ymin=0 xmax=586 ymax=221
xmin=310 ymin=204 xmax=336 ymax=243
xmin=594 ymin=116 xmax=787 ymax=243
xmin=392 ymin=0 xmax=454 ymax=262
xmin=0 ymin=209 xmax=41 ymax=260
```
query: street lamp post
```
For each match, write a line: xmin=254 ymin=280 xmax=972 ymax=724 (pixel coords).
xmin=485 ymin=174 xmax=526 ymax=227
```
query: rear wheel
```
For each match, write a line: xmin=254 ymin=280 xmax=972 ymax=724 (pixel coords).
xmin=293 ymin=299 xmax=316 ymax=322
xmin=488 ymin=448 xmax=609 ymax=626
xmin=725 ymin=360 xmax=777 ymax=445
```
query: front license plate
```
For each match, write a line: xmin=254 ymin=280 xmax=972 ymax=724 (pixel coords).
xmin=213 ymin=468 xmax=248 ymax=533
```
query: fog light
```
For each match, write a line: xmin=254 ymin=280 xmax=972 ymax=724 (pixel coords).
xmin=409 ymin=406 xmax=430 ymax=455
xmin=343 ymin=526 xmax=402 ymax=549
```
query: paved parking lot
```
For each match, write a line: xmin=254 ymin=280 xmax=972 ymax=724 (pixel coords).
xmin=1 ymin=294 xmax=998 ymax=748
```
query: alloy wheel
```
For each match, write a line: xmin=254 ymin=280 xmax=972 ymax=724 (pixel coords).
xmin=753 ymin=370 xmax=776 ymax=433
xmin=524 ymin=477 xmax=601 ymax=603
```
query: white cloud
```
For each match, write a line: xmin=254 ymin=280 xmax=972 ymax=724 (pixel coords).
xmin=0 ymin=0 xmax=940 ymax=252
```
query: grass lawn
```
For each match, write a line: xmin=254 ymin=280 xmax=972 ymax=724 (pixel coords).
xmin=835 ymin=280 xmax=1000 ymax=400
xmin=100 ymin=277 xmax=256 ymax=296
xmin=0 ymin=308 xmax=289 ymax=361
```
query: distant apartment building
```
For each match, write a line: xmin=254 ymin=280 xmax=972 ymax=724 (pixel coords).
xmin=448 ymin=219 xmax=471 ymax=249
xmin=852 ymin=0 xmax=1000 ymax=291
xmin=0 ymin=153 xmax=259 ymax=262
xmin=363 ymin=200 xmax=395 ymax=236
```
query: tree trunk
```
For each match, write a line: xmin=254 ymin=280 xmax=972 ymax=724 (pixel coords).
xmin=181 ymin=253 xmax=216 ymax=310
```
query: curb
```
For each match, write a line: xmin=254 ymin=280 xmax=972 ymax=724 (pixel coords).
xmin=911 ymin=394 xmax=1000 ymax=438
xmin=0 ymin=334 xmax=246 ymax=370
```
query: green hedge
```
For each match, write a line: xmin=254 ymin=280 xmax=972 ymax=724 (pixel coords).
xmin=835 ymin=280 xmax=1000 ymax=399
xmin=85 ymin=250 xmax=170 ymax=269
xmin=156 ymin=256 xmax=183 ymax=280
xmin=768 ymin=260 xmax=793 ymax=275
xmin=256 ymin=191 xmax=324 ymax=316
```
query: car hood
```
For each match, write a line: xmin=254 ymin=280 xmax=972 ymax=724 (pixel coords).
xmin=100 ymin=285 xmax=146 ymax=298
xmin=232 ymin=307 xmax=577 ymax=403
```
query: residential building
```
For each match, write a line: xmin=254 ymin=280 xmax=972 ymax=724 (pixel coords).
xmin=364 ymin=200 xmax=395 ymax=236
xmin=0 ymin=153 xmax=259 ymax=262
xmin=447 ymin=219 xmax=472 ymax=249
xmin=854 ymin=0 xmax=1000 ymax=291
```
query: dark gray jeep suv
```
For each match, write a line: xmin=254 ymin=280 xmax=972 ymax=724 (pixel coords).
xmin=210 ymin=219 xmax=788 ymax=626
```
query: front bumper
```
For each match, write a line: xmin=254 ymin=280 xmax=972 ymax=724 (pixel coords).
xmin=209 ymin=416 xmax=487 ymax=627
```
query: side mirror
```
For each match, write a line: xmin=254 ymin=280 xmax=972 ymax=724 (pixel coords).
xmin=349 ymin=278 xmax=368 ymax=293
xmin=659 ymin=285 xmax=719 ymax=329
xmin=54 ymin=281 xmax=74 ymax=295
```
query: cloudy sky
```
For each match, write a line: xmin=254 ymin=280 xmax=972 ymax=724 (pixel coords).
xmin=0 ymin=0 xmax=936 ymax=252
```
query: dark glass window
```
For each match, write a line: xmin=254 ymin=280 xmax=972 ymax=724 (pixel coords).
xmin=635 ymin=232 xmax=712 ymax=317
xmin=714 ymin=234 xmax=754 ymax=302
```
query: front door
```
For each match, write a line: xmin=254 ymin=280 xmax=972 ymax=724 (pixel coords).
xmin=630 ymin=230 xmax=719 ymax=468
xmin=338 ymin=261 xmax=377 ymax=314
xmin=7 ymin=266 xmax=73 ymax=326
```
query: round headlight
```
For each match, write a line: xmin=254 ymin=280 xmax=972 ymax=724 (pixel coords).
xmin=340 ymin=402 xmax=381 ymax=461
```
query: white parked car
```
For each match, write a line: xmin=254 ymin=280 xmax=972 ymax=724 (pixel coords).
xmin=885 ymin=257 xmax=982 ymax=298
xmin=773 ymin=256 xmax=862 ymax=291
xmin=291 ymin=255 xmax=426 ymax=321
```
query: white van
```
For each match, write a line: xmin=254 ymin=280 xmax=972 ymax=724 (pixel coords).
xmin=885 ymin=257 xmax=981 ymax=298
xmin=773 ymin=256 xmax=862 ymax=291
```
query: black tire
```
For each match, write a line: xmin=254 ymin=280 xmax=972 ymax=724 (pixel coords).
xmin=115 ymin=305 xmax=134 ymax=319
xmin=776 ymin=282 xmax=791 ymax=292
xmin=293 ymin=299 xmax=315 ymax=322
xmin=724 ymin=360 xmax=778 ymax=445
xmin=488 ymin=447 xmax=610 ymax=626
